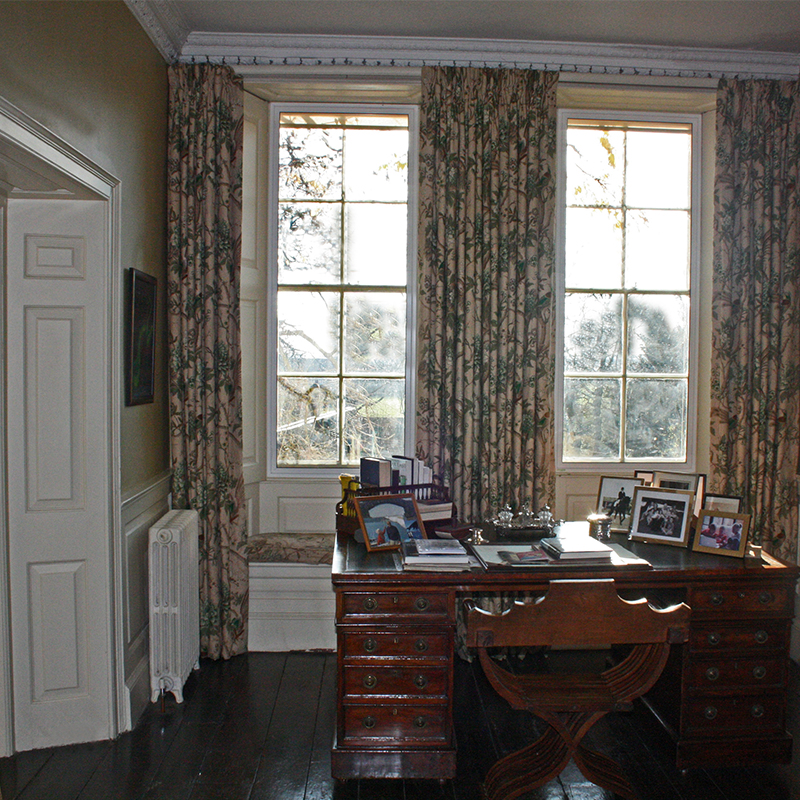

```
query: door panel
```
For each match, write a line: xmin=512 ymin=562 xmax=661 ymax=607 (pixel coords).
xmin=6 ymin=198 xmax=111 ymax=750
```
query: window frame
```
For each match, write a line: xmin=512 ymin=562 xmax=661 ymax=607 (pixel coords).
xmin=554 ymin=108 xmax=702 ymax=473
xmin=266 ymin=101 xmax=419 ymax=478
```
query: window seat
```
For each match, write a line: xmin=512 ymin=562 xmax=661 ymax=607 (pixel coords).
xmin=247 ymin=533 xmax=335 ymax=652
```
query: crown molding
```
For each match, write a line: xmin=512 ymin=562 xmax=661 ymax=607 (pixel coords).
xmin=123 ymin=0 xmax=188 ymax=63
xmin=181 ymin=32 xmax=800 ymax=80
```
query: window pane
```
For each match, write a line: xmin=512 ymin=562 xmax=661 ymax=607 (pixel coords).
xmin=344 ymin=293 xmax=406 ymax=374
xmin=563 ymin=378 xmax=621 ymax=460
xmin=564 ymin=293 xmax=623 ymax=373
xmin=566 ymin=127 xmax=624 ymax=207
xmin=278 ymin=291 xmax=339 ymax=373
xmin=625 ymin=379 xmax=687 ymax=460
xmin=626 ymin=130 xmax=691 ymax=209
xmin=344 ymin=128 xmax=409 ymax=202
xmin=627 ymin=295 xmax=689 ymax=374
xmin=625 ymin=209 xmax=690 ymax=291
xmin=279 ymin=202 xmax=341 ymax=284
xmin=345 ymin=204 xmax=407 ymax=286
xmin=279 ymin=127 xmax=342 ymax=201
xmin=277 ymin=377 xmax=339 ymax=465
xmin=565 ymin=207 xmax=623 ymax=289
xmin=342 ymin=378 xmax=405 ymax=464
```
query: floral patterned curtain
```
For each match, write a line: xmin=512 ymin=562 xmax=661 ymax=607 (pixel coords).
xmin=167 ymin=64 xmax=248 ymax=659
xmin=711 ymin=78 xmax=800 ymax=561
xmin=416 ymin=67 xmax=558 ymax=523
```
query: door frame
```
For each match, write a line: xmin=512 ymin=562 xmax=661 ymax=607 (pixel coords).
xmin=0 ymin=96 xmax=122 ymax=755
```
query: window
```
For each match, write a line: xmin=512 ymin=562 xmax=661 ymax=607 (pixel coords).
xmin=269 ymin=105 xmax=417 ymax=470
xmin=558 ymin=112 xmax=700 ymax=466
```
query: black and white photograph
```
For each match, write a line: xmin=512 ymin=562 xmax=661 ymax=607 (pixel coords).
xmin=693 ymin=511 xmax=751 ymax=558
xmin=596 ymin=475 xmax=644 ymax=532
xmin=354 ymin=492 xmax=425 ymax=552
xmin=628 ymin=486 xmax=695 ymax=547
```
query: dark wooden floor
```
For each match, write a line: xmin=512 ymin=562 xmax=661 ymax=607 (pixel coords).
xmin=0 ymin=652 xmax=797 ymax=800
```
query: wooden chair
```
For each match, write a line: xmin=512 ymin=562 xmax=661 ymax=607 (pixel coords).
xmin=465 ymin=579 xmax=690 ymax=800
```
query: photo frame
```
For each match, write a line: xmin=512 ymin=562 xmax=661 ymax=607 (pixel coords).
xmin=693 ymin=511 xmax=751 ymax=558
xmin=633 ymin=470 xmax=654 ymax=486
xmin=354 ymin=492 xmax=425 ymax=552
xmin=653 ymin=471 xmax=706 ymax=519
xmin=596 ymin=475 xmax=644 ymax=532
xmin=628 ymin=486 xmax=695 ymax=547
xmin=703 ymin=494 xmax=742 ymax=515
xmin=126 ymin=268 xmax=157 ymax=406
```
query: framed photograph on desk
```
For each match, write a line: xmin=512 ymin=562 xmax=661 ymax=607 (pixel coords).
xmin=354 ymin=492 xmax=425 ymax=552
xmin=629 ymin=486 xmax=694 ymax=547
xmin=596 ymin=475 xmax=643 ymax=532
xmin=693 ymin=511 xmax=750 ymax=557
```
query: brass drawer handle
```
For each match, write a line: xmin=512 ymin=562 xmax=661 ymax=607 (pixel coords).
xmin=754 ymin=630 xmax=769 ymax=645
xmin=363 ymin=638 xmax=378 ymax=653
xmin=705 ymin=667 xmax=720 ymax=682
xmin=753 ymin=665 xmax=767 ymax=680
xmin=415 ymin=596 xmax=430 ymax=611
xmin=362 ymin=715 xmax=376 ymax=729
xmin=363 ymin=674 xmax=378 ymax=689
xmin=363 ymin=597 xmax=378 ymax=611
xmin=707 ymin=632 xmax=721 ymax=646
xmin=413 ymin=715 xmax=427 ymax=729
xmin=415 ymin=638 xmax=429 ymax=653
xmin=759 ymin=591 xmax=774 ymax=605
xmin=413 ymin=674 xmax=429 ymax=689
xmin=751 ymin=703 xmax=765 ymax=719
xmin=704 ymin=706 xmax=718 ymax=721
xmin=710 ymin=593 xmax=724 ymax=606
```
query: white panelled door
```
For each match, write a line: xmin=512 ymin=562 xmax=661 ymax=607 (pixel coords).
xmin=5 ymin=198 xmax=112 ymax=750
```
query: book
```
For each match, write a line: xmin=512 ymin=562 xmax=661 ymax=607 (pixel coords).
xmin=497 ymin=546 xmax=552 ymax=565
xmin=390 ymin=456 xmax=413 ymax=486
xmin=540 ymin=536 xmax=613 ymax=561
xmin=417 ymin=499 xmax=454 ymax=521
xmin=401 ymin=537 xmax=470 ymax=566
xmin=360 ymin=457 xmax=391 ymax=487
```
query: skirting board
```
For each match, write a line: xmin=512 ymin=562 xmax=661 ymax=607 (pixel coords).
xmin=248 ymin=562 xmax=335 ymax=652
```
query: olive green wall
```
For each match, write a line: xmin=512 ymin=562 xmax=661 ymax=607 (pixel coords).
xmin=0 ymin=0 xmax=170 ymax=492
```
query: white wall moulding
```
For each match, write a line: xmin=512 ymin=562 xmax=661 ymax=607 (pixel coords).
xmin=183 ymin=33 xmax=800 ymax=80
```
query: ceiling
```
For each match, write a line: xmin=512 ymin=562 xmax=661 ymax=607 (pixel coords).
xmin=133 ymin=1 xmax=800 ymax=56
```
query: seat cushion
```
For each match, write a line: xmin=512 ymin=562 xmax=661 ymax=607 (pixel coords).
xmin=246 ymin=533 xmax=334 ymax=566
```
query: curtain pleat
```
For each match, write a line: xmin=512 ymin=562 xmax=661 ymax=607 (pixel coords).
xmin=167 ymin=64 xmax=248 ymax=659
xmin=416 ymin=67 xmax=558 ymax=523
xmin=711 ymin=78 xmax=800 ymax=560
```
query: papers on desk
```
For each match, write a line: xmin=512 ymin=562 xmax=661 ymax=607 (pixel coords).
xmin=469 ymin=542 xmax=651 ymax=570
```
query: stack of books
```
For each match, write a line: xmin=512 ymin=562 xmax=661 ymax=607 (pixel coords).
xmin=359 ymin=455 xmax=434 ymax=488
xmin=401 ymin=538 xmax=471 ymax=572
xmin=540 ymin=535 xmax=613 ymax=562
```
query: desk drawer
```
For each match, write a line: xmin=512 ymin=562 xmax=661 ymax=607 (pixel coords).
xmin=344 ymin=665 xmax=448 ymax=699
xmin=687 ymin=656 xmax=787 ymax=690
xmin=340 ymin=591 xmax=450 ymax=621
xmin=689 ymin=585 xmax=792 ymax=617
xmin=341 ymin=704 xmax=449 ymax=744
xmin=342 ymin=631 xmax=450 ymax=659
xmin=683 ymin=694 xmax=784 ymax=737
xmin=689 ymin=622 xmax=787 ymax=653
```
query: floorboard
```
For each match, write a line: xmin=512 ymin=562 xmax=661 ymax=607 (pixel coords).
xmin=0 ymin=652 xmax=796 ymax=800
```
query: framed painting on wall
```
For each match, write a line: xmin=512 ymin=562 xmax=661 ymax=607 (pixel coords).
xmin=126 ymin=268 xmax=157 ymax=406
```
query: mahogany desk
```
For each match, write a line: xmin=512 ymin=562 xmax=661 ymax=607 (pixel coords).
xmin=331 ymin=533 xmax=799 ymax=781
